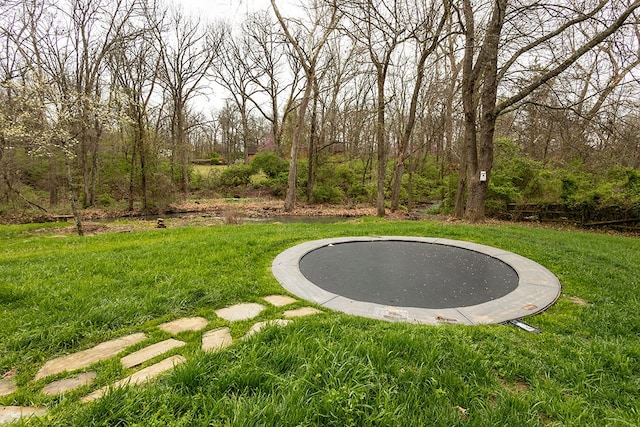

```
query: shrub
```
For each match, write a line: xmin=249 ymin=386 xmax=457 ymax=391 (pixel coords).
xmin=347 ymin=183 xmax=374 ymax=203
xmin=210 ymin=152 xmax=224 ymax=165
xmin=268 ymin=172 xmax=289 ymax=197
xmin=218 ymin=165 xmax=254 ymax=188
xmin=488 ymin=181 xmax=519 ymax=204
xmin=97 ymin=194 xmax=115 ymax=207
xmin=560 ymin=177 xmax=578 ymax=203
xmin=312 ymin=184 xmax=344 ymax=203
xmin=250 ymin=152 xmax=288 ymax=178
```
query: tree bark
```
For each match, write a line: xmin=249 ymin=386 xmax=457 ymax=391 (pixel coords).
xmin=48 ymin=155 xmax=58 ymax=206
xmin=65 ymin=155 xmax=83 ymax=237
xmin=460 ymin=0 xmax=640 ymax=221
xmin=461 ymin=0 xmax=505 ymax=222
xmin=375 ymin=67 xmax=386 ymax=217
xmin=307 ymin=79 xmax=320 ymax=203
xmin=390 ymin=2 xmax=449 ymax=212
xmin=284 ymin=82 xmax=313 ymax=211
xmin=271 ymin=0 xmax=339 ymax=212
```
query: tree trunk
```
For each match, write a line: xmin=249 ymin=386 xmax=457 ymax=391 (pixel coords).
xmin=390 ymin=4 xmax=449 ymax=212
xmin=390 ymin=149 xmax=406 ymax=212
xmin=241 ymin=99 xmax=250 ymax=164
xmin=175 ymin=102 xmax=189 ymax=193
xmin=454 ymin=158 xmax=466 ymax=219
xmin=406 ymin=159 xmax=417 ymax=212
xmin=65 ymin=154 xmax=84 ymax=237
xmin=140 ymin=129 xmax=148 ymax=211
xmin=461 ymin=0 xmax=505 ymax=222
xmin=89 ymin=127 xmax=100 ymax=207
xmin=48 ymin=155 xmax=58 ymax=206
xmin=465 ymin=177 xmax=487 ymax=222
xmin=284 ymin=82 xmax=313 ymax=212
xmin=375 ymin=69 xmax=386 ymax=217
xmin=128 ymin=137 xmax=137 ymax=211
xmin=307 ymin=81 xmax=319 ymax=203
xmin=79 ymin=129 xmax=90 ymax=208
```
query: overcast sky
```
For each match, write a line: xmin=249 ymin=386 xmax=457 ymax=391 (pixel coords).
xmin=173 ymin=0 xmax=293 ymax=23
xmin=170 ymin=0 xmax=300 ymax=114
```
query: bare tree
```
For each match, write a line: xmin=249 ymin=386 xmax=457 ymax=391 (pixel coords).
xmin=270 ymin=0 xmax=341 ymax=211
xmin=155 ymin=6 xmax=225 ymax=193
xmin=243 ymin=11 xmax=300 ymax=152
xmin=107 ymin=0 xmax=165 ymax=212
xmin=217 ymin=100 xmax=242 ymax=163
xmin=3 ymin=0 xmax=143 ymax=233
xmin=389 ymin=0 xmax=450 ymax=212
xmin=59 ymin=0 xmax=141 ymax=207
xmin=459 ymin=0 xmax=640 ymax=222
xmin=306 ymin=33 xmax=361 ymax=202
xmin=213 ymin=24 xmax=259 ymax=164
xmin=338 ymin=0 xmax=416 ymax=216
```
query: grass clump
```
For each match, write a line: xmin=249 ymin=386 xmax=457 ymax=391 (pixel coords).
xmin=0 ymin=220 xmax=639 ymax=425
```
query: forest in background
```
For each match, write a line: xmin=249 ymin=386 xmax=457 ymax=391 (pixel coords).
xmin=1 ymin=0 xmax=640 ymax=227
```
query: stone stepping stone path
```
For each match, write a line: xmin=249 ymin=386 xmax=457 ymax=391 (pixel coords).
xmin=284 ymin=307 xmax=323 ymax=318
xmin=1 ymin=295 xmax=322 ymax=424
xmin=262 ymin=295 xmax=298 ymax=307
xmin=81 ymin=355 xmax=187 ymax=403
xmin=215 ymin=302 xmax=265 ymax=321
xmin=0 ymin=406 xmax=47 ymax=424
xmin=202 ymin=327 xmax=233 ymax=352
xmin=158 ymin=317 xmax=208 ymax=334
xmin=0 ymin=378 xmax=17 ymax=398
xmin=42 ymin=372 xmax=97 ymax=396
xmin=34 ymin=333 xmax=147 ymax=381
xmin=121 ymin=338 xmax=186 ymax=369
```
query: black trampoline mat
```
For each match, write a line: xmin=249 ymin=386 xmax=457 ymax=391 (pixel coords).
xmin=298 ymin=240 xmax=519 ymax=309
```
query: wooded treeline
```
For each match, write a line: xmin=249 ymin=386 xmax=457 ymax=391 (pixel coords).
xmin=2 ymin=0 xmax=640 ymax=226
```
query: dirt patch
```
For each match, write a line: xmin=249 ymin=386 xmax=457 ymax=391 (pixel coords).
xmin=568 ymin=296 xmax=592 ymax=306
xmin=15 ymin=198 xmax=465 ymax=236
xmin=65 ymin=198 xmax=422 ymax=222
xmin=21 ymin=198 xmax=398 ymax=235
xmin=165 ymin=199 xmax=383 ymax=220
xmin=498 ymin=376 xmax=530 ymax=393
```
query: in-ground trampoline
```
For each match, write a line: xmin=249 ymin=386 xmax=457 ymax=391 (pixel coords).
xmin=272 ymin=236 xmax=561 ymax=325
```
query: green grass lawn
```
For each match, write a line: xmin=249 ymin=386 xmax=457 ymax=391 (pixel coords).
xmin=192 ymin=164 xmax=226 ymax=177
xmin=1 ymin=220 xmax=639 ymax=426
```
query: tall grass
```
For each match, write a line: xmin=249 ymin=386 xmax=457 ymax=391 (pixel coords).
xmin=0 ymin=220 xmax=638 ymax=425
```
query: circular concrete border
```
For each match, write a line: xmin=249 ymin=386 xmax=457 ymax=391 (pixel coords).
xmin=272 ymin=236 xmax=561 ymax=325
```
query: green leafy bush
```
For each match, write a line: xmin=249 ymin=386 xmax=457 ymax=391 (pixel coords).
xmin=347 ymin=183 xmax=374 ymax=203
xmin=250 ymin=152 xmax=288 ymax=178
xmin=268 ymin=172 xmax=289 ymax=197
xmin=97 ymin=194 xmax=116 ymax=207
xmin=312 ymin=183 xmax=344 ymax=203
xmin=218 ymin=165 xmax=254 ymax=187
xmin=210 ymin=152 xmax=224 ymax=165
xmin=490 ymin=138 xmax=544 ymax=204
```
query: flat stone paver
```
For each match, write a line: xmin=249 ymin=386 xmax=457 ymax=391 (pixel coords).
xmin=244 ymin=319 xmax=291 ymax=338
xmin=202 ymin=327 xmax=233 ymax=352
xmin=215 ymin=303 xmax=265 ymax=322
xmin=81 ymin=355 xmax=186 ymax=403
xmin=262 ymin=295 xmax=297 ymax=307
xmin=283 ymin=307 xmax=322 ymax=318
xmin=35 ymin=333 xmax=147 ymax=381
xmin=158 ymin=317 xmax=209 ymax=335
xmin=42 ymin=372 xmax=97 ymax=396
xmin=0 ymin=378 xmax=17 ymax=397
xmin=0 ymin=406 xmax=47 ymax=424
xmin=121 ymin=339 xmax=186 ymax=369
